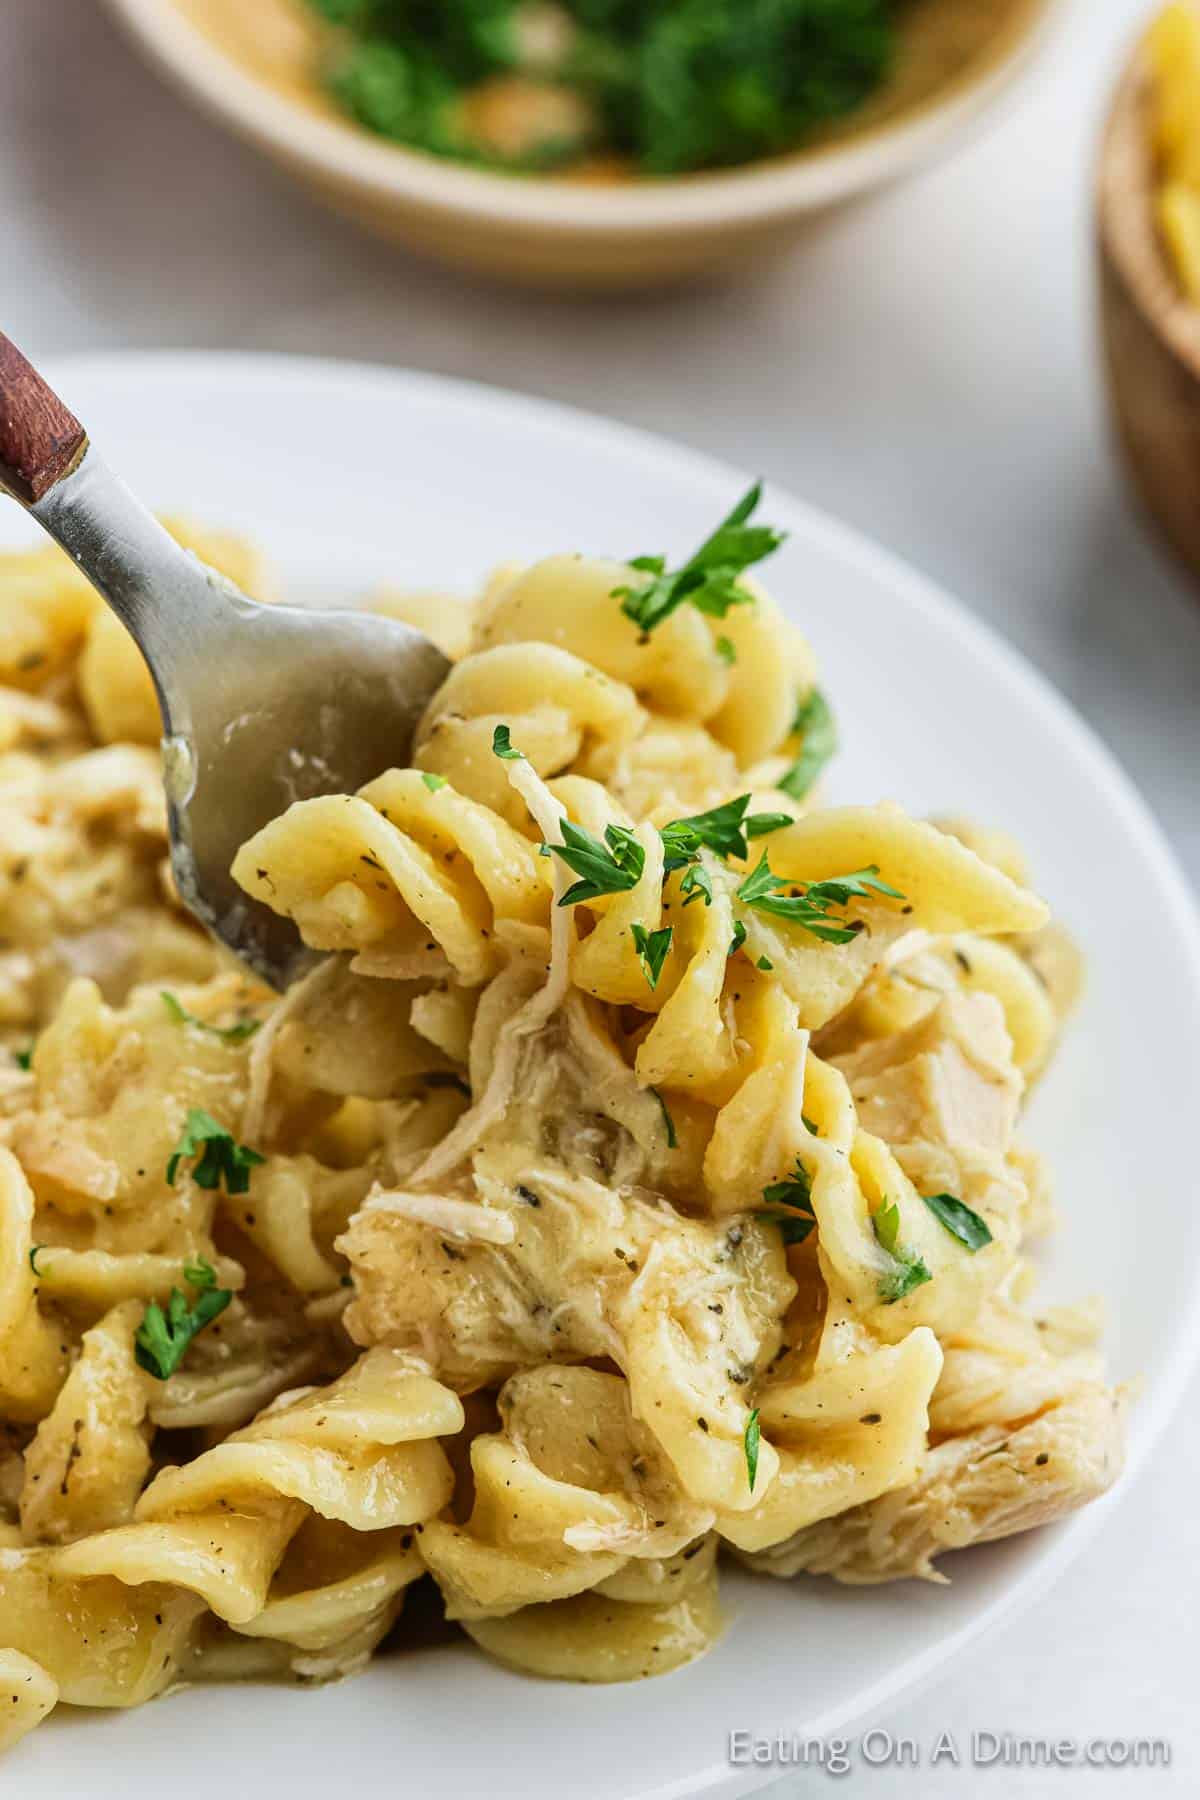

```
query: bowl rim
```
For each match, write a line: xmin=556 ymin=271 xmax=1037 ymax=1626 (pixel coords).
xmin=1099 ymin=40 xmax=1200 ymax=377
xmin=105 ymin=0 xmax=1067 ymax=235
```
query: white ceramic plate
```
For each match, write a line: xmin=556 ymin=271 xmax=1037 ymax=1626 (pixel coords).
xmin=6 ymin=355 xmax=1200 ymax=1800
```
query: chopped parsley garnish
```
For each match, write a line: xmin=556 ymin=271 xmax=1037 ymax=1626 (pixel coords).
xmin=743 ymin=1408 xmax=762 ymax=1493
xmin=13 ymin=1044 xmax=33 ymax=1071
xmin=654 ymin=795 xmax=794 ymax=919
xmin=921 ymin=1191 xmax=993 ymax=1252
xmin=614 ymin=484 xmax=785 ymax=635
xmin=715 ymin=635 xmax=737 ymax=665
xmin=161 ymin=991 xmax=261 ymax=1045
xmin=728 ymin=920 xmax=747 ymax=958
xmin=679 ymin=863 xmax=713 ymax=908
xmin=805 ymin=868 xmax=904 ymax=906
xmin=661 ymin=795 xmax=751 ymax=868
xmin=745 ymin=812 xmax=793 ymax=840
xmin=491 ymin=724 xmax=523 ymax=760
xmin=134 ymin=1257 xmax=232 ymax=1381
xmin=761 ymin=1159 xmax=817 ymax=1245
xmin=631 ymin=923 xmax=673 ymax=990
xmin=736 ymin=855 xmax=903 ymax=943
xmin=660 ymin=794 xmax=796 ymax=870
xmin=756 ymin=955 xmax=774 ymax=971
xmin=550 ymin=819 xmax=645 ymax=907
xmin=872 ymin=1199 xmax=904 ymax=1256
xmin=28 ymin=1244 xmax=47 ymax=1276
xmin=421 ymin=771 xmax=448 ymax=792
xmin=803 ymin=1115 xmax=819 ymax=1136
xmin=872 ymin=1200 xmax=932 ymax=1303
xmin=779 ymin=688 xmax=837 ymax=802
xmin=652 ymin=1087 xmax=677 ymax=1149
xmin=166 ymin=1109 xmax=265 ymax=1196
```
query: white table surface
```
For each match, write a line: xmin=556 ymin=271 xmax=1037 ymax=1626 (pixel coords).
xmin=3 ymin=0 xmax=1198 ymax=1793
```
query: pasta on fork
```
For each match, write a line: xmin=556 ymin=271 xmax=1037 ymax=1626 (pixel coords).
xmin=0 ymin=496 xmax=1126 ymax=1750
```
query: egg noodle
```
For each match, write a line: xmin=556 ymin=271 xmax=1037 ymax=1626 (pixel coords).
xmin=0 ymin=510 xmax=1126 ymax=1751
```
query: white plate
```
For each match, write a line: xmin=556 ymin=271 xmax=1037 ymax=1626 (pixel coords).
xmin=6 ymin=354 xmax=1200 ymax=1800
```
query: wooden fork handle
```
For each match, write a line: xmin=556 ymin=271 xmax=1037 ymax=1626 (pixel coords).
xmin=0 ymin=331 xmax=88 ymax=505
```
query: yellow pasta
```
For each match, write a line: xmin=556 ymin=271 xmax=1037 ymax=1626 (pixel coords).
xmin=234 ymin=768 xmax=550 ymax=984
xmin=0 ymin=1350 xmax=460 ymax=1724
xmin=0 ymin=1650 xmax=58 ymax=1752
xmin=1148 ymin=5 xmax=1200 ymax=296
xmin=420 ymin=1367 xmax=711 ymax=1621
xmin=0 ymin=515 xmax=1124 ymax=1749
xmin=462 ymin=1567 xmax=722 ymax=1682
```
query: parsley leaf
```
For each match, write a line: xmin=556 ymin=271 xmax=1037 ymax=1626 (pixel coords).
xmin=161 ymin=991 xmax=261 ymax=1045
xmin=28 ymin=1244 xmax=47 ymax=1276
xmin=491 ymin=724 xmax=524 ymax=760
xmin=652 ymin=1087 xmax=677 ymax=1149
xmin=872 ymin=1199 xmax=933 ymax=1303
xmin=679 ymin=863 xmax=713 ymax=908
xmin=631 ymin=923 xmax=673 ymax=989
xmin=745 ymin=812 xmax=793 ymax=840
xmin=614 ymin=484 xmax=786 ymax=635
xmin=166 ymin=1109 xmax=265 ymax=1196
xmin=805 ymin=868 xmax=904 ymax=907
xmin=728 ymin=920 xmax=747 ymax=958
xmin=13 ymin=1044 xmax=33 ymax=1071
xmin=756 ymin=955 xmax=774 ymax=971
xmin=660 ymin=795 xmax=753 ymax=868
xmin=737 ymin=851 xmax=855 ymax=941
xmin=550 ymin=819 xmax=645 ymax=907
xmin=877 ymin=1256 xmax=931 ymax=1304
xmin=762 ymin=1160 xmax=813 ymax=1211
xmin=736 ymin=854 xmax=903 ymax=943
xmin=659 ymin=794 xmax=797 ymax=869
xmin=779 ymin=688 xmax=837 ymax=802
xmin=761 ymin=1159 xmax=817 ymax=1245
xmin=744 ymin=1408 xmax=762 ymax=1492
xmin=715 ymin=635 xmax=737 ymax=665
xmin=421 ymin=771 xmax=448 ymax=792
xmin=873 ymin=1199 xmax=902 ymax=1256
xmin=134 ymin=1257 xmax=232 ymax=1382
xmin=921 ymin=1191 xmax=993 ymax=1251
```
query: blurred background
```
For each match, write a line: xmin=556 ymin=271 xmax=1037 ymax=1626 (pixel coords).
xmin=4 ymin=0 xmax=1197 ymax=1789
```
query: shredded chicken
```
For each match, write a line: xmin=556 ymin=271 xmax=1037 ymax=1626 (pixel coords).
xmin=739 ymin=1384 xmax=1129 ymax=1584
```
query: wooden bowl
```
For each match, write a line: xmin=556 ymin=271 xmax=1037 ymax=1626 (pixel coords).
xmin=1099 ymin=44 xmax=1200 ymax=577
xmin=104 ymin=0 xmax=1065 ymax=291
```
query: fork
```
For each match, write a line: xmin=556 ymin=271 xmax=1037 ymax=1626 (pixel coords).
xmin=0 ymin=331 xmax=451 ymax=989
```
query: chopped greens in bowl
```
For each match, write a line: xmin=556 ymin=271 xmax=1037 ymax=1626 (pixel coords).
xmin=306 ymin=0 xmax=899 ymax=175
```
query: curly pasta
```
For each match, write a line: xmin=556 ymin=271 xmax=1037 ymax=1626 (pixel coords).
xmin=0 ymin=511 xmax=1126 ymax=1745
xmin=420 ymin=1366 xmax=713 ymax=1619
xmin=1 ymin=1349 xmax=459 ymax=1710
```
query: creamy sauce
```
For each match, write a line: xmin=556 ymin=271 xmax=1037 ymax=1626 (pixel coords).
xmin=174 ymin=0 xmax=1043 ymax=173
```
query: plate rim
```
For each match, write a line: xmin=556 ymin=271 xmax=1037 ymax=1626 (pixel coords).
xmin=19 ymin=348 xmax=1200 ymax=1796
